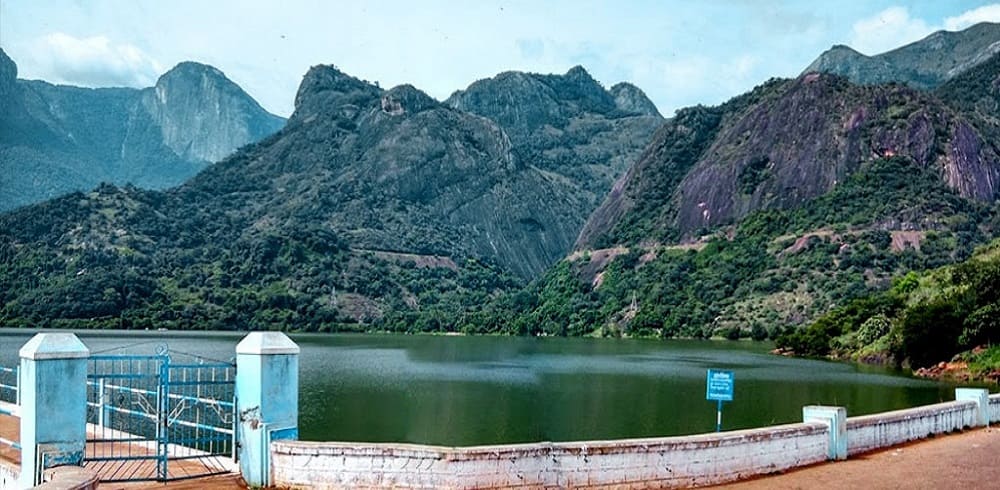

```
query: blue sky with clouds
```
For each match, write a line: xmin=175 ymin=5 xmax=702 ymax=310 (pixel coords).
xmin=3 ymin=1 xmax=1000 ymax=117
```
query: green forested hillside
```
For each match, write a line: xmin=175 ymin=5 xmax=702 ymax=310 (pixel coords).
xmin=479 ymin=157 xmax=994 ymax=339
xmin=779 ymin=239 xmax=1000 ymax=375
xmin=0 ymin=184 xmax=520 ymax=332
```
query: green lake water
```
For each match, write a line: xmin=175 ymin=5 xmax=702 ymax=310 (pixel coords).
xmin=0 ymin=330 xmax=966 ymax=446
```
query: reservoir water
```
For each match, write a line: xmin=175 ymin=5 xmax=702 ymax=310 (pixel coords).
xmin=0 ymin=330 xmax=966 ymax=446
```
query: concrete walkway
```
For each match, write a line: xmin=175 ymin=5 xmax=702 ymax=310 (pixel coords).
xmin=718 ymin=427 xmax=1000 ymax=489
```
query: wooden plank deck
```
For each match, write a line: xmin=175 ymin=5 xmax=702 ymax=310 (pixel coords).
xmin=0 ymin=412 xmax=246 ymax=489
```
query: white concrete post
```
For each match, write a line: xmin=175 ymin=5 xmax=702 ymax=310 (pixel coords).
xmin=955 ymin=388 xmax=990 ymax=427
xmin=803 ymin=405 xmax=847 ymax=460
xmin=236 ymin=332 xmax=299 ymax=487
xmin=19 ymin=333 xmax=89 ymax=488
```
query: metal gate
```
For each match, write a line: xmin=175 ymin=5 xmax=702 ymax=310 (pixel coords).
xmin=84 ymin=347 xmax=237 ymax=482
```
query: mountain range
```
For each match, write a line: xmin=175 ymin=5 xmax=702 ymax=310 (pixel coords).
xmin=0 ymin=48 xmax=284 ymax=211
xmin=3 ymin=20 xmax=1000 ymax=367
xmin=0 ymin=60 xmax=660 ymax=330
xmin=495 ymin=23 xmax=1000 ymax=339
xmin=805 ymin=22 xmax=1000 ymax=89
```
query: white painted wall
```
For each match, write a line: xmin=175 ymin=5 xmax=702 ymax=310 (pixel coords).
xmin=272 ymin=423 xmax=830 ymax=489
xmin=845 ymin=400 xmax=978 ymax=456
xmin=272 ymin=392 xmax=1000 ymax=489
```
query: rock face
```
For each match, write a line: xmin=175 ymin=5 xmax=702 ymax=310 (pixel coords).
xmin=142 ymin=62 xmax=284 ymax=163
xmin=0 ymin=48 xmax=16 ymax=102
xmin=581 ymin=73 xmax=1000 ymax=247
xmin=446 ymin=66 xmax=663 ymax=249
xmin=805 ymin=22 xmax=1000 ymax=89
xmin=0 ymin=49 xmax=284 ymax=211
xmin=610 ymin=82 xmax=662 ymax=117
xmin=184 ymin=65 xmax=585 ymax=278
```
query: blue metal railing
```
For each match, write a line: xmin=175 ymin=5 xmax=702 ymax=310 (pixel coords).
xmin=0 ymin=365 xmax=19 ymax=454
xmin=84 ymin=352 xmax=236 ymax=482
xmin=0 ymin=365 xmax=18 ymax=406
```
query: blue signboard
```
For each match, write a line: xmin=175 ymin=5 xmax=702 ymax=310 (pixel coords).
xmin=706 ymin=369 xmax=734 ymax=402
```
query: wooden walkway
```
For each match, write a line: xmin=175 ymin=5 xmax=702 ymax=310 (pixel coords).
xmin=0 ymin=413 xmax=246 ymax=489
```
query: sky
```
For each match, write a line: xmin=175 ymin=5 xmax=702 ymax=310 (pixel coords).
xmin=3 ymin=1 xmax=1000 ymax=118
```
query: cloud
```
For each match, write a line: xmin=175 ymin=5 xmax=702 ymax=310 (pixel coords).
xmin=944 ymin=4 xmax=1000 ymax=31
xmin=848 ymin=7 xmax=933 ymax=55
xmin=27 ymin=32 xmax=163 ymax=88
xmin=516 ymin=38 xmax=546 ymax=60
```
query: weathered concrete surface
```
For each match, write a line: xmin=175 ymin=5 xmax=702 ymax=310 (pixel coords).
xmin=19 ymin=333 xmax=89 ymax=488
xmin=845 ymin=400 xmax=978 ymax=456
xmin=990 ymin=393 xmax=1000 ymax=423
xmin=717 ymin=427 xmax=1000 ymax=490
xmin=0 ymin=458 xmax=17 ymax=490
xmin=272 ymin=423 xmax=830 ymax=489
xmin=237 ymin=332 xmax=299 ymax=487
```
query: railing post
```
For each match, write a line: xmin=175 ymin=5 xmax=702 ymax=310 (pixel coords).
xmin=157 ymin=355 xmax=170 ymax=481
xmin=803 ymin=405 xmax=847 ymax=460
xmin=19 ymin=333 xmax=90 ymax=487
xmin=235 ymin=332 xmax=299 ymax=487
xmin=97 ymin=378 xmax=107 ymax=428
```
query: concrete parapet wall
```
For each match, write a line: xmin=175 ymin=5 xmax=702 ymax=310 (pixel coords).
xmin=845 ymin=400 xmax=977 ymax=456
xmin=271 ymin=422 xmax=829 ymax=489
xmin=990 ymin=394 xmax=1000 ymax=423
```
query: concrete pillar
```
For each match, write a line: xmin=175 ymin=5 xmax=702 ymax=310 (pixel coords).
xmin=19 ymin=333 xmax=89 ymax=487
xmin=803 ymin=405 xmax=847 ymax=460
xmin=236 ymin=332 xmax=299 ymax=487
xmin=955 ymin=388 xmax=990 ymax=427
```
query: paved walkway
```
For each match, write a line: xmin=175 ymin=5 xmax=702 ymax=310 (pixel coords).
xmin=718 ymin=427 xmax=1000 ymax=489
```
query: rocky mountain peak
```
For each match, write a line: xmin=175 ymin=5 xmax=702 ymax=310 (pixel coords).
xmin=610 ymin=82 xmax=661 ymax=117
xmin=158 ymin=61 xmax=227 ymax=83
xmin=804 ymin=45 xmax=874 ymax=73
xmin=141 ymin=61 xmax=284 ymax=163
xmin=381 ymin=84 xmax=438 ymax=116
xmin=150 ymin=62 xmax=242 ymax=110
xmin=0 ymin=48 xmax=17 ymax=100
xmin=539 ymin=65 xmax=616 ymax=114
xmin=804 ymin=22 xmax=1000 ymax=89
xmin=564 ymin=65 xmax=594 ymax=82
xmin=292 ymin=64 xmax=381 ymax=122
xmin=829 ymin=44 xmax=862 ymax=55
xmin=0 ymin=48 xmax=16 ymax=82
xmin=0 ymin=50 xmax=284 ymax=211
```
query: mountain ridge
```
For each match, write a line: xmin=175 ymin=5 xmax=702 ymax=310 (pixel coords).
xmin=581 ymin=72 xmax=1000 ymax=249
xmin=0 ymin=48 xmax=285 ymax=211
xmin=805 ymin=22 xmax=1000 ymax=89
